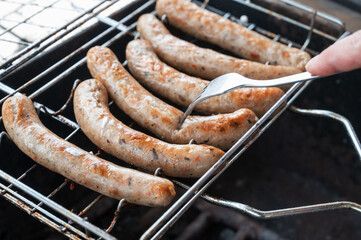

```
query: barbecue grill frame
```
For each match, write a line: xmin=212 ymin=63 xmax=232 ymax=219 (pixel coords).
xmin=0 ymin=0 xmax=358 ymax=239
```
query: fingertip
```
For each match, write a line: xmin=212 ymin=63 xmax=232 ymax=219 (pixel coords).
xmin=305 ymin=55 xmax=319 ymax=74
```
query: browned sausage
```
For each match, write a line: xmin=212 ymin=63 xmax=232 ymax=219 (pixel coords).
xmin=74 ymin=79 xmax=225 ymax=178
xmin=2 ymin=93 xmax=175 ymax=207
xmin=137 ymin=14 xmax=302 ymax=80
xmin=156 ymin=0 xmax=311 ymax=70
xmin=126 ymin=39 xmax=284 ymax=117
xmin=87 ymin=46 xmax=258 ymax=150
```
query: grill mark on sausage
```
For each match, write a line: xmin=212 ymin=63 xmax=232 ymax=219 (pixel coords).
xmin=2 ymin=93 xmax=176 ymax=207
xmin=87 ymin=46 xmax=259 ymax=150
xmin=73 ymin=79 xmax=225 ymax=178
xmin=137 ymin=14 xmax=302 ymax=81
xmin=126 ymin=39 xmax=285 ymax=117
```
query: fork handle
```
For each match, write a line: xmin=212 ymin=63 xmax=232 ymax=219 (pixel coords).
xmin=250 ymin=71 xmax=322 ymax=88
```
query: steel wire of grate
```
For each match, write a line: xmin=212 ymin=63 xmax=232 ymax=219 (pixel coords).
xmin=0 ymin=0 xmax=134 ymax=78
xmin=0 ymin=0 xmax=357 ymax=239
xmin=0 ymin=0 xmax=95 ymax=64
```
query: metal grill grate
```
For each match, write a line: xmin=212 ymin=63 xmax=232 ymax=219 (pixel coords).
xmin=0 ymin=0 xmax=133 ymax=78
xmin=0 ymin=0 xmax=360 ymax=239
xmin=0 ymin=0 xmax=99 ymax=63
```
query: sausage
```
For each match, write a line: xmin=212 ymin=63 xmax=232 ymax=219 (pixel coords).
xmin=126 ymin=39 xmax=284 ymax=117
xmin=87 ymin=46 xmax=258 ymax=150
xmin=74 ymin=79 xmax=225 ymax=178
xmin=156 ymin=0 xmax=311 ymax=70
xmin=136 ymin=14 xmax=302 ymax=80
xmin=2 ymin=93 xmax=175 ymax=207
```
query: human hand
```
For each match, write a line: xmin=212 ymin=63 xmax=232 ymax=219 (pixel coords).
xmin=305 ymin=30 xmax=361 ymax=76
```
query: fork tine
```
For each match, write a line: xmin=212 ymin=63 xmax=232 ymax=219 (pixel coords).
xmin=178 ymin=73 xmax=241 ymax=129
xmin=178 ymin=71 xmax=320 ymax=129
xmin=177 ymin=92 xmax=206 ymax=129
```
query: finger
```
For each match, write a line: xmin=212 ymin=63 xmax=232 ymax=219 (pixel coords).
xmin=306 ymin=30 xmax=361 ymax=76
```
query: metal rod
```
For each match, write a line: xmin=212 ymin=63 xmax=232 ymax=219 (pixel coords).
xmin=1 ymin=122 xmax=108 ymax=237
xmin=201 ymin=0 xmax=209 ymax=8
xmin=0 ymin=192 xmax=82 ymax=240
xmin=234 ymin=0 xmax=341 ymax=42
xmin=0 ymin=0 xmax=62 ymax=39
xmin=290 ymin=106 xmax=361 ymax=160
xmin=149 ymin=81 xmax=312 ymax=240
xmin=0 ymin=83 xmax=79 ymax=129
xmin=141 ymin=78 xmax=308 ymax=239
xmin=173 ymin=180 xmax=361 ymax=218
xmin=0 ymin=0 xmax=119 ymax=80
xmin=0 ymin=0 xmax=349 ymax=239
xmin=0 ymin=181 xmax=93 ymax=240
xmin=142 ymin=2 xmax=347 ymax=237
xmin=48 ymin=80 xmax=81 ymax=116
xmin=0 ymin=169 xmax=116 ymax=240
xmin=0 ymin=131 xmax=10 ymax=145
xmin=7 ymin=164 xmax=37 ymax=190
xmin=280 ymin=0 xmax=345 ymax=32
xmin=78 ymin=195 xmax=104 ymax=218
xmin=301 ymin=10 xmax=317 ymax=50
xmin=13 ymin=0 xmax=153 ymax=101
xmin=105 ymin=199 xmax=127 ymax=234
xmin=33 ymin=179 xmax=70 ymax=211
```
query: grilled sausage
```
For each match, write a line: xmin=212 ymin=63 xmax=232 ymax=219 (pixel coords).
xmin=74 ymin=79 xmax=225 ymax=178
xmin=126 ymin=39 xmax=284 ymax=117
xmin=87 ymin=46 xmax=258 ymax=150
xmin=156 ymin=0 xmax=311 ymax=70
xmin=2 ymin=93 xmax=175 ymax=207
xmin=137 ymin=14 xmax=302 ymax=80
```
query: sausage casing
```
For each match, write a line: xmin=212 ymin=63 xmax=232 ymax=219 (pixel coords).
xmin=126 ymin=39 xmax=284 ymax=117
xmin=156 ymin=0 xmax=311 ymax=70
xmin=87 ymin=46 xmax=258 ymax=150
xmin=2 ymin=93 xmax=175 ymax=207
xmin=137 ymin=14 xmax=302 ymax=80
xmin=74 ymin=79 xmax=225 ymax=178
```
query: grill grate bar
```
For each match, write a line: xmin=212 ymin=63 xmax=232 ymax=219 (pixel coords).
xmin=0 ymin=77 xmax=128 ymax=238
xmin=0 ymin=151 xmax=116 ymax=240
xmin=0 ymin=37 xmax=31 ymax=46
xmin=0 ymin=0 xmax=109 ymax=70
xmin=141 ymin=80 xmax=310 ymax=240
xmin=78 ymin=195 xmax=104 ymax=218
xmin=0 ymin=0 xmax=62 ymax=39
xmin=0 ymin=0 xmax=353 ymax=239
xmin=0 ymin=0 xmax=33 ymax=20
xmin=29 ymin=123 xmax=97 ymax=214
xmin=173 ymin=180 xmax=361 ymax=218
xmin=290 ymin=106 xmax=361 ymax=160
xmin=0 ymin=0 xmax=154 ymax=104
xmin=0 ymin=177 xmax=95 ymax=240
xmin=26 ymin=21 xmax=138 ymax=100
xmin=0 ymin=0 xmax=117 ymax=79
xmin=33 ymin=179 xmax=70 ymax=211
xmin=1 ymin=192 xmax=82 ymax=240
xmin=233 ymin=0 xmax=344 ymax=42
xmin=5 ymin=164 xmax=37 ymax=191
xmin=105 ymin=199 xmax=127 ymax=234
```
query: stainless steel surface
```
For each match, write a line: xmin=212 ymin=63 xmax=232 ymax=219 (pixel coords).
xmin=234 ymin=0 xmax=345 ymax=43
xmin=295 ymin=0 xmax=361 ymax=32
xmin=290 ymin=106 xmax=361 ymax=160
xmin=173 ymin=180 xmax=361 ymax=218
xmin=141 ymin=79 xmax=313 ymax=240
xmin=178 ymin=72 xmax=321 ymax=128
xmin=0 ymin=156 xmax=116 ymax=240
xmin=141 ymin=1 xmax=361 ymax=237
xmin=0 ymin=0 xmax=359 ymax=239
xmin=0 ymin=0 xmax=114 ymax=78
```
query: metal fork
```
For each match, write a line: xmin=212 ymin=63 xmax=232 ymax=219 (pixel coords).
xmin=178 ymin=71 xmax=326 ymax=128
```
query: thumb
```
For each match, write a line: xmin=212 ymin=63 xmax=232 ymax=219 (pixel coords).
xmin=306 ymin=30 xmax=361 ymax=76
